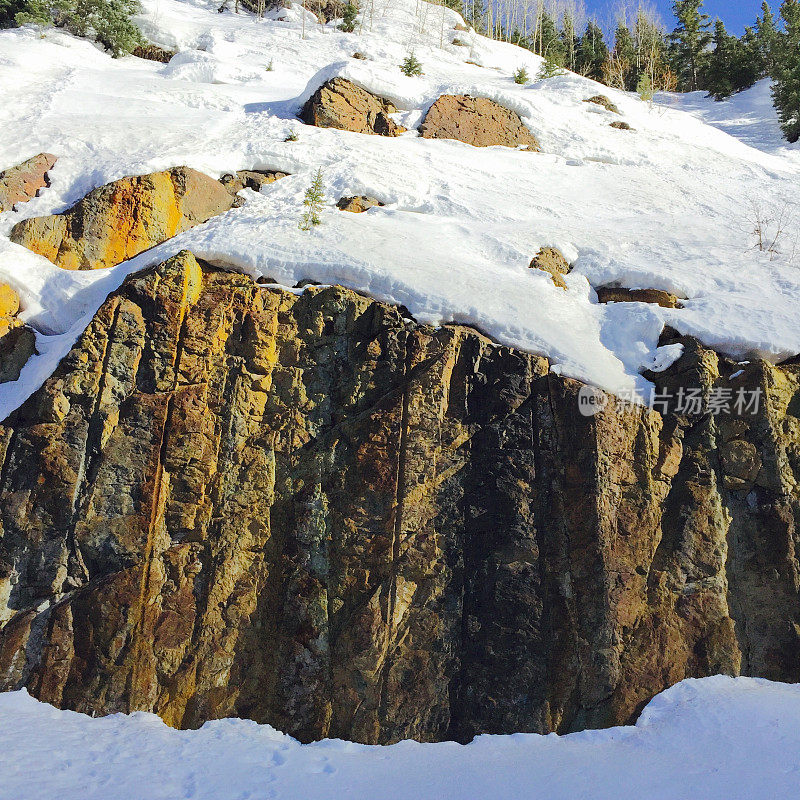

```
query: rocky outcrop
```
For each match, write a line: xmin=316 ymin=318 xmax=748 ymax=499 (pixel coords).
xmin=220 ymin=170 xmax=289 ymax=194
xmin=336 ymin=195 xmax=384 ymax=213
xmin=1 ymin=250 xmax=798 ymax=744
xmin=420 ymin=95 xmax=540 ymax=150
xmin=597 ymin=287 xmax=684 ymax=308
xmin=530 ymin=246 xmax=571 ymax=289
xmin=301 ymin=78 xmax=406 ymax=137
xmin=610 ymin=121 xmax=633 ymax=131
xmin=0 ymin=154 xmax=57 ymax=213
xmin=9 ymin=167 xmax=237 ymax=270
xmin=0 ymin=284 xmax=36 ymax=383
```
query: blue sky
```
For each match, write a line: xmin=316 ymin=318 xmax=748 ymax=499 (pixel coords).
xmin=587 ymin=1 xmax=769 ymax=34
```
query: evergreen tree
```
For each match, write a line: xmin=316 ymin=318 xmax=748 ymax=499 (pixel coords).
xmin=669 ymin=0 xmax=712 ymax=91
xmin=577 ymin=20 xmax=608 ymax=81
xmin=772 ymin=0 xmax=800 ymax=142
xmin=733 ymin=26 xmax=764 ymax=90
xmin=561 ymin=11 xmax=579 ymax=72
xmin=705 ymin=19 xmax=736 ymax=98
xmin=611 ymin=21 xmax=636 ymax=89
xmin=537 ymin=10 xmax=565 ymax=64
xmin=0 ymin=0 xmax=25 ymax=27
xmin=756 ymin=1 xmax=781 ymax=73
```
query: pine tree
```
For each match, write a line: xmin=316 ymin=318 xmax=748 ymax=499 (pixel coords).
xmin=299 ymin=169 xmax=325 ymax=230
xmin=339 ymin=0 xmax=357 ymax=33
xmin=537 ymin=10 xmax=565 ymax=65
xmin=772 ymin=0 xmax=800 ymax=142
xmin=669 ymin=0 xmax=712 ymax=91
xmin=577 ymin=20 xmax=608 ymax=81
xmin=0 ymin=0 xmax=25 ymax=27
xmin=705 ymin=19 xmax=736 ymax=99
xmin=756 ymin=1 xmax=781 ymax=73
xmin=561 ymin=11 xmax=579 ymax=72
xmin=400 ymin=51 xmax=423 ymax=76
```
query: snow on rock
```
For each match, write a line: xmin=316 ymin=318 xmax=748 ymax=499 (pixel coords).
xmin=0 ymin=0 xmax=799 ymax=420
xmin=0 ymin=677 xmax=799 ymax=799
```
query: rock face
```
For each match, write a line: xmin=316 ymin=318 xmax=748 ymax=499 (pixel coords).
xmin=9 ymin=167 xmax=237 ymax=270
xmin=0 ymin=284 xmax=36 ymax=383
xmin=0 ymin=153 xmax=57 ymax=213
xmin=420 ymin=95 xmax=540 ymax=150
xmin=597 ymin=286 xmax=683 ymax=308
xmin=530 ymin=246 xmax=571 ymax=289
xmin=1 ymin=250 xmax=799 ymax=744
xmin=336 ymin=195 xmax=384 ymax=213
xmin=301 ymin=78 xmax=405 ymax=137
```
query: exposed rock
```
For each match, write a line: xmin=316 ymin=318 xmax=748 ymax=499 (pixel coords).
xmin=9 ymin=167 xmax=237 ymax=270
xmin=221 ymin=169 xmax=289 ymax=194
xmin=454 ymin=23 xmax=469 ymax=31
xmin=1 ymin=251 xmax=799 ymax=745
xmin=0 ymin=283 xmax=36 ymax=383
xmin=584 ymin=95 xmax=620 ymax=114
xmin=610 ymin=121 xmax=633 ymax=131
xmin=352 ymin=52 xmax=368 ymax=60
xmin=452 ymin=38 xmax=469 ymax=47
xmin=596 ymin=286 xmax=683 ymax=308
xmin=530 ymin=246 xmax=571 ymax=289
xmin=0 ymin=153 xmax=57 ymax=213
xmin=0 ymin=324 xmax=36 ymax=383
xmin=336 ymin=195 xmax=384 ymax=213
xmin=131 ymin=44 xmax=176 ymax=63
xmin=0 ymin=284 xmax=20 ymax=320
xmin=301 ymin=78 xmax=406 ymax=137
xmin=420 ymin=95 xmax=540 ymax=150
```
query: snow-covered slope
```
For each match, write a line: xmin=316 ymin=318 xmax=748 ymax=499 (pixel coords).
xmin=1 ymin=676 xmax=799 ymax=799
xmin=0 ymin=0 xmax=798 ymax=419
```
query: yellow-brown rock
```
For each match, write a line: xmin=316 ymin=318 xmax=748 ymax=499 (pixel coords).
xmin=0 ymin=283 xmax=35 ymax=383
xmin=0 ymin=253 xmax=798 ymax=745
xmin=9 ymin=167 xmax=237 ymax=270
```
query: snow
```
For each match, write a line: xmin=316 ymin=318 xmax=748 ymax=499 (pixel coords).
xmin=0 ymin=676 xmax=798 ymax=799
xmin=0 ymin=0 xmax=799 ymax=421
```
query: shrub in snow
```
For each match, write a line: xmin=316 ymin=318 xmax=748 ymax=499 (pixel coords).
xmin=285 ymin=130 xmax=298 ymax=141
xmin=400 ymin=51 xmax=423 ymax=77
xmin=513 ymin=66 xmax=529 ymax=84
xmin=299 ymin=168 xmax=325 ymax=230
xmin=13 ymin=0 xmax=143 ymax=56
xmin=538 ymin=55 xmax=564 ymax=80
xmin=339 ymin=0 xmax=357 ymax=32
xmin=637 ymin=72 xmax=654 ymax=102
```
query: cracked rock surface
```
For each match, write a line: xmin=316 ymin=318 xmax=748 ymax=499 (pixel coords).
xmin=0 ymin=251 xmax=798 ymax=744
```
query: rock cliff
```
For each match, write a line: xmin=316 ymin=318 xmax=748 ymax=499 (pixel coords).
xmin=0 ymin=250 xmax=797 ymax=744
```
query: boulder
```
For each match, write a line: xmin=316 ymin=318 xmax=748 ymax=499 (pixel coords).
xmin=419 ymin=95 xmax=540 ymax=150
xmin=584 ymin=95 xmax=620 ymax=114
xmin=596 ymin=287 xmax=683 ymax=308
xmin=0 ymin=153 xmax=57 ymax=213
xmin=301 ymin=78 xmax=405 ymax=137
xmin=530 ymin=246 xmax=571 ymax=289
xmin=336 ymin=195 xmax=384 ymax=213
xmin=221 ymin=169 xmax=289 ymax=194
xmin=9 ymin=167 xmax=237 ymax=270
xmin=610 ymin=121 xmax=633 ymax=131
